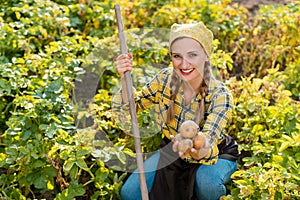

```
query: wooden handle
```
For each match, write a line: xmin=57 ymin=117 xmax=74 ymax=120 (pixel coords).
xmin=114 ymin=4 xmax=149 ymax=200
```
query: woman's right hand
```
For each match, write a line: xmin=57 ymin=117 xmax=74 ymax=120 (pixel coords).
xmin=115 ymin=53 xmax=133 ymax=78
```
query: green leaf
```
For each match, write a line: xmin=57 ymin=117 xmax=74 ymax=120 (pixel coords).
xmin=115 ymin=151 xmax=126 ymax=165
xmin=46 ymin=123 xmax=58 ymax=138
xmin=282 ymin=134 xmax=293 ymax=142
xmin=291 ymin=173 xmax=300 ymax=181
xmin=76 ymin=149 xmax=90 ymax=157
xmin=233 ymin=179 xmax=248 ymax=186
xmin=57 ymin=180 xmax=85 ymax=200
xmin=18 ymin=146 xmax=30 ymax=155
xmin=75 ymin=157 xmax=89 ymax=171
xmin=21 ymin=130 xmax=31 ymax=140
xmin=0 ymin=153 xmax=7 ymax=167
xmin=60 ymin=149 xmax=72 ymax=160
xmin=51 ymin=115 xmax=61 ymax=124
xmin=123 ymin=148 xmax=136 ymax=157
xmin=272 ymin=155 xmax=283 ymax=162
xmin=295 ymin=153 xmax=300 ymax=162
xmin=0 ymin=79 xmax=8 ymax=89
xmin=278 ymin=142 xmax=290 ymax=152
xmin=95 ymin=167 xmax=109 ymax=184
xmin=68 ymin=180 xmax=85 ymax=197
xmin=33 ymin=174 xmax=47 ymax=189
xmin=32 ymin=159 xmax=44 ymax=168
xmin=64 ymin=158 xmax=76 ymax=173
xmin=70 ymin=165 xmax=79 ymax=180
xmin=42 ymin=167 xmax=57 ymax=177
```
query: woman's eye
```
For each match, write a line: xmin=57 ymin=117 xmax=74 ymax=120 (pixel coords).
xmin=172 ymin=54 xmax=181 ymax=59
xmin=189 ymin=53 xmax=198 ymax=57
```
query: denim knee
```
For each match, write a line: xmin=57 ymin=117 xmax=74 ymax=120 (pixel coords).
xmin=120 ymin=176 xmax=142 ymax=200
xmin=194 ymin=159 xmax=237 ymax=200
xmin=195 ymin=175 xmax=226 ymax=200
xmin=120 ymin=152 xmax=160 ymax=200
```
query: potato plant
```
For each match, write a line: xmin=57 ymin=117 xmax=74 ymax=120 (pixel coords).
xmin=225 ymin=67 xmax=300 ymax=199
xmin=0 ymin=0 xmax=299 ymax=199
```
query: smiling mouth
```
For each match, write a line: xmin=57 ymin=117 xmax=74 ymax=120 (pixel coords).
xmin=180 ymin=68 xmax=194 ymax=74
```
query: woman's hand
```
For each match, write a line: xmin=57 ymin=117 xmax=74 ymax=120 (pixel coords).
xmin=115 ymin=53 xmax=133 ymax=78
xmin=190 ymin=140 xmax=210 ymax=160
xmin=170 ymin=134 xmax=193 ymax=159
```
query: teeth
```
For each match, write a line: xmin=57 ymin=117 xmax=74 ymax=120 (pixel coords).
xmin=182 ymin=69 xmax=193 ymax=73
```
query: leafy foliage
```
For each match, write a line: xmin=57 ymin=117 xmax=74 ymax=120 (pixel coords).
xmin=0 ymin=0 xmax=299 ymax=199
xmin=225 ymin=67 xmax=300 ymax=199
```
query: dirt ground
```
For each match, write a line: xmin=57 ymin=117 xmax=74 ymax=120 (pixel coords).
xmin=232 ymin=0 xmax=294 ymax=12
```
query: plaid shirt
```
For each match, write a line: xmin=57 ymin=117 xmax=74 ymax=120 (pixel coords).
xmin=112 ymin=67 xmax=234 ymax=164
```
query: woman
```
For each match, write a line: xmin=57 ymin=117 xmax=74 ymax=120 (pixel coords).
xmin=114 ymin=22 xmax=239 ymax=200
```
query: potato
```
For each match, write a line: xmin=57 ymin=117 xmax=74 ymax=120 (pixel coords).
xmin=193 ymin=132 xmax=206 ymax=149
xmin=179 ymin=120 xmax=199 ymax=138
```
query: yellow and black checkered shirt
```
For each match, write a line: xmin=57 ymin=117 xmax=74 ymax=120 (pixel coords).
xmin=112 ymin=67 xmax=234 ymax=165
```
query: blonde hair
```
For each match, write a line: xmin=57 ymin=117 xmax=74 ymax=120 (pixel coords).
xmin=167 ymin=61 xmax=211 ymax=125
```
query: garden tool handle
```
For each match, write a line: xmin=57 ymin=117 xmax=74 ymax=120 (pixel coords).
xmin=114 ymin=4 xmax=149 ymax=200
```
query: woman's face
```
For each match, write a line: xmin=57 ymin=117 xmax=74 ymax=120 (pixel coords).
xmin=171 ymin=37 xmax=209 ymax=84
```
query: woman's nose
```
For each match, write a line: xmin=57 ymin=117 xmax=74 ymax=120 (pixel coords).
xmin=181 ymin=57 xmax=190 ymax=68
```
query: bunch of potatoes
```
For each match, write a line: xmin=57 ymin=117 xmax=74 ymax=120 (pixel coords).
xmin=172 ymin=120 xmax=208 ymax=160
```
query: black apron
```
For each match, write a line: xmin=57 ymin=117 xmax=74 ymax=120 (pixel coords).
xmin=149 ymin=135 xmax=240 ymax=200
xmin=149 ymin=137 xmax=200 ymax=200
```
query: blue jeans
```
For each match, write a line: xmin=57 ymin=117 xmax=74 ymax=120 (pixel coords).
xmin=120 ymin=152 xmax=237 ymax=200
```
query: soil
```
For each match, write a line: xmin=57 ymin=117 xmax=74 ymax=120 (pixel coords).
xmin=231 ymin=0 xmax=294 ymax=13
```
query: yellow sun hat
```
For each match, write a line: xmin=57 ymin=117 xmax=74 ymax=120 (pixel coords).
xmin=169 ymin=22 xmax=214 ymax=55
